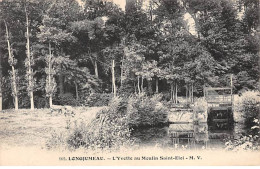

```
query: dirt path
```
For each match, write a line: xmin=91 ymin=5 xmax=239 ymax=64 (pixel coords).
xmin=0 ymin=107 xmax=105 ymax=150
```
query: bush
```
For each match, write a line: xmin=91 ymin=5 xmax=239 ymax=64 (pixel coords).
xmin=236 ymin=91 xmax=260 ymax=127
xmin=81 ymin=97 xmax=134 ymax=151
xmin=57 ymin=93 xmax=80 ymax=106
xmin=47 ymin=97 xmax=134 ymax=152
xmin=34 ymin=96 xmax=48 ymax=108
xmin=85 ymin=93 xmax=112 ymax=107
xmin=225 ymin=118 xmax=259 ymax=152
xmin=225 ymin=135 xmax=259 ymax=151
xmin=127 ymin=94 xmax=168 ymax=128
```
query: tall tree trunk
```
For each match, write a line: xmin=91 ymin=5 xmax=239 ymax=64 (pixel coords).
xmin=120 ymin=55 xmax=124 ymax=88
xmin=48 ymin=42 xmax=53 ymax=107
xmin=25 ymin=9 xmax=34 ymax=110
xmin=111 ymin=60 xmax=116 ymax=97
xmin=0 ymin=54 xmax=2 ymax=111
xmin=137 ymin=76 xmax=140 ymax=94
xmin=59 ymin=64 xmax=64 ymax=95
xmin=230 ymin=74 xmax=233 ymax=106
xmin=94 ymin=60 xmax=98 ymax=79
xmin=141 ymin=76 xmax=144 ymax=93
xmin=156 ymin=77 xmax=159 ymax=93
xmin=93 ymin=52 xmax=99 ymax=79
xmin=49 ymin=96 xmax=53 ymax=107
xmin=5 ymin=21 xmax=18 ymax=110
xmin=147 ymin=80 xmax=152 ymax=95
xmin=75 ymin=81 xmax=79 ymax=101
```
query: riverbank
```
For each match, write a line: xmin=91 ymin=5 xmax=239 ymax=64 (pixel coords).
xmin=0 ymin=107 xmax=105 ymax=150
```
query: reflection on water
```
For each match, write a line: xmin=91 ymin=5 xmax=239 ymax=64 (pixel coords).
xmin=131 ymin=122 xmax=247 ymax=150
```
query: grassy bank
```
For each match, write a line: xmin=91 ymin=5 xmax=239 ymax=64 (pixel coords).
xmin=0 ymin=107 xmax=104 ymax=149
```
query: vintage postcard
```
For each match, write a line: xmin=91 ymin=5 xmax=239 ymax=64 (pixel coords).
xmin=0 ymin=0 xmax=259 ymax=166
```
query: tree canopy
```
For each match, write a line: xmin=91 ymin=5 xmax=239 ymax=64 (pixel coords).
xmin=0 ymin=0 xmax=259 ymax=109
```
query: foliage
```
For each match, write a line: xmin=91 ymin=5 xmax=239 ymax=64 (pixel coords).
xmin=236 ymin=90 xmax=260 ymax=127
xmin=80 ymin=97 xmax=133 ymax=151
xmin=126 ymin=94 xmax=168 ymax=128
xmin=84 ymin=93 xmax=113 ymax=107
xmin=47 ymin=97 xmax=134 ymax=152
xmin=228 ymin=90 xmax=260 ymax=151
xmin=56 ymin=93 xmax=79 ymax=106
xmin=0 ymin=0 xmax=259 ymax=110
xmin=225 ymin=134 xmax=259 ymax=151
xmin=225 ymin=118 xmax=259 ymax=152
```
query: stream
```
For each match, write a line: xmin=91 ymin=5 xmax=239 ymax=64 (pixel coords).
xmin=131 ymin=122 xmax=248 ymax=150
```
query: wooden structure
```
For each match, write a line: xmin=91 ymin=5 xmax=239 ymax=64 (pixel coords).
xmin=204 ymin=87 xmax=233 ymax=107
xmin=168 ymin=124 xmax=208 ymax=149
xmin=204 ymin=87 xmax=234 ymax=123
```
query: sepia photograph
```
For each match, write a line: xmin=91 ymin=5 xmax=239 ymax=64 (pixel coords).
xmin=0 ymin=0 xmax=259 ymax=166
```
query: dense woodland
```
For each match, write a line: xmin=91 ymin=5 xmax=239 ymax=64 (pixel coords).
xmin=0 ymin=0 xmax=259 ymax=110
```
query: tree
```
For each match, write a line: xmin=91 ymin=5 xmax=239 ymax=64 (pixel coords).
xmin=4 ymin=21 xmax=19 ymax=110
xmin=25 ymin=6 xmax=35 ymax=110
xmin=43 ymin=0 xmax=81 ymax=95
xmin=70 ymin=18 xmax=105 ymax=79
xmin=0 ymin=46 xmax=2 ymax=111
xmin=45 ymin=43 xmax=56 ymax=107
xmin=37 ymin=13 xmax=76 ymax=106
xmin=102 ymin=45 xmax=123 ymax=97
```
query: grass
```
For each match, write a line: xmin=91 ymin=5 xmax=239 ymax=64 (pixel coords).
xmin=0 ymin=107 xmax=105 ymax=150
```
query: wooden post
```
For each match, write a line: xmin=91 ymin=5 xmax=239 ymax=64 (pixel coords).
xmin=175 ymin=82 xmax=178 ymax=104
xmin=170 ymin=83 xmax=173 ymax=101
xmin=189 ymin=84 xmax=191 ymax=103
xmin=191 ymin=83 xmax=194 ymax=103
xmin=186 ymin=85 xmax=188 ymax=105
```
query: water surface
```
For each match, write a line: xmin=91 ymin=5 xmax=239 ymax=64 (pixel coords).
xmin=131 ymin=122 xmax=247 ymax=150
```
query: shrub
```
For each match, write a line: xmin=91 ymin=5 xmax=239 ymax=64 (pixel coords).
xmin=57 ymin=93 xmax=79 ymax=106
xmin=118 ymin=84 xmax=135 ymax=98
xmin=127 ymin=94 xmax=168 ymax=128
xmin=85 ymin=93 xmax=112 ymax=107
xmin=18 ymin=94 xmax=30 ymax=108
xmin=225 ymin=135 xmax=259 ymax=151
xmin=34 ymin=96 xmax=48 ymax=108
xmin=46 ymin=130 xmax=68 ymax=150
xmin=81 ymin=97 xmax=134 ymax=151
xmin=47 ymin=97 xmax=134 ymax=152
xmin=225 ymin=118 xmax=259 ymax=152
xmin=236 ymin=91 xmax=260 ymax=127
